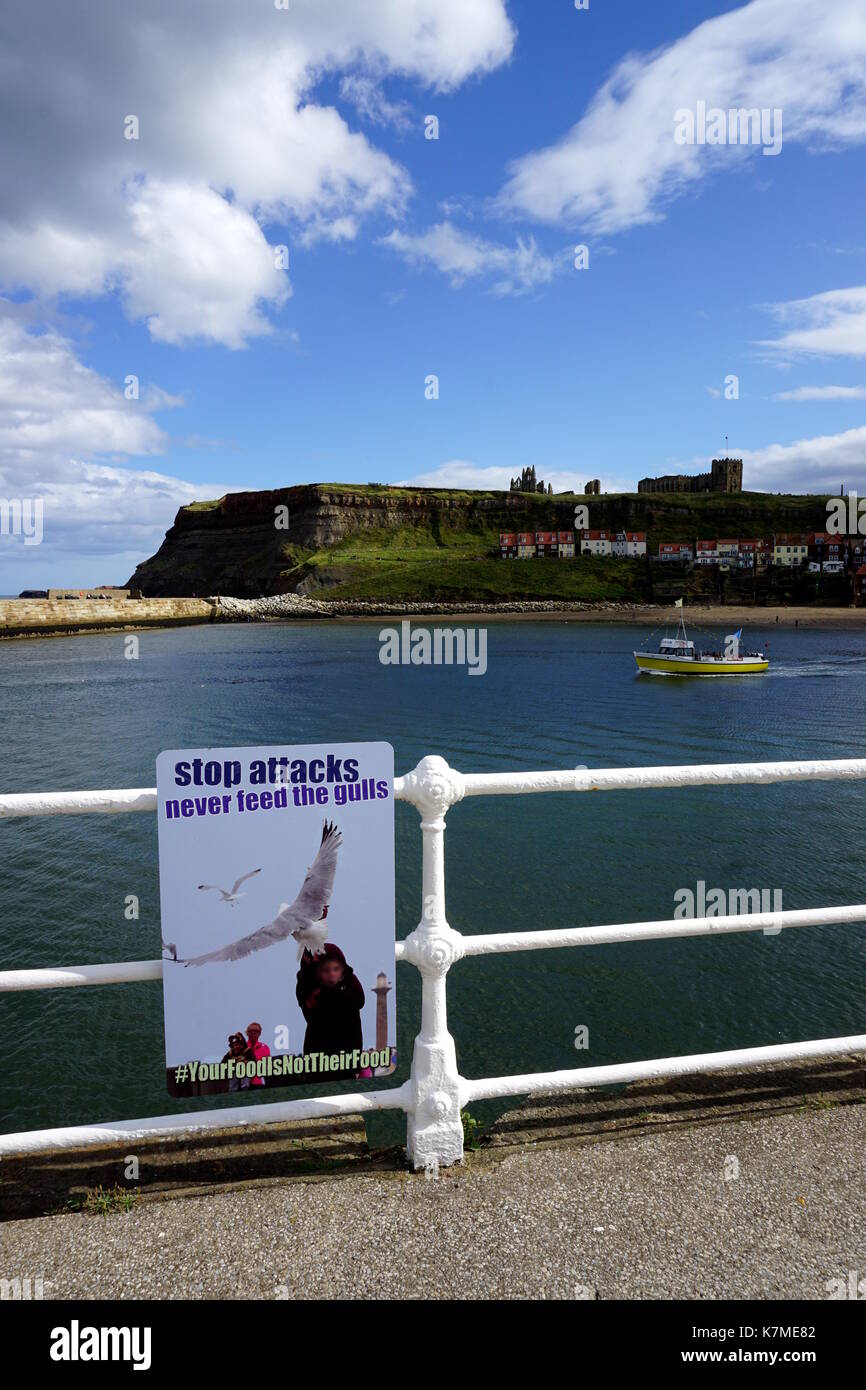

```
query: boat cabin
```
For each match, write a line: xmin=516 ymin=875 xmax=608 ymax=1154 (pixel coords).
xmin=658 ymin=637 xmax=695 ymax=656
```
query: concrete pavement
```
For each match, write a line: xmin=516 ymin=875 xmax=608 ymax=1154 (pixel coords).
xmin=3 ymin=1102 xmax=864 ymax=1300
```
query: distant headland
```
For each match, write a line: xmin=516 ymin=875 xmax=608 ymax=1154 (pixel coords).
xmin=125 ymin=481 xmax=854 ymax=608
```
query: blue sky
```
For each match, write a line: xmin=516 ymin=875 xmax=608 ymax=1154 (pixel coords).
xmin=2 ymin=0 xmax=866 ymax=589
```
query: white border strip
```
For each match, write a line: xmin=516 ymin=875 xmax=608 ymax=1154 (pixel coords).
xmin=5 ymin=905 xmax=865 ymax=990
xmin=457 ymin=903 xmax=866 ymax=956
xmin=461 ymin=1034 xmax=866 ymax=1104
xmin=2 ymin=757 xmax=866 ymax=820
xmin=0 ymin=961 xmax=163 ymax=992
xmin=0 ymin=1083 xmax=414 ymax=1156
xmin=462 ymin=758 xmax=866 ymax=797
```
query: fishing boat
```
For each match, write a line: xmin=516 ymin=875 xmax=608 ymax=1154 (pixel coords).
xmin=634 ymin=605 xmax=769 ymax=676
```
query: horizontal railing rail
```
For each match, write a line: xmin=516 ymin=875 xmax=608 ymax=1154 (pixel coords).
xmin=2 ymin=755 xmax=865 ymax=1166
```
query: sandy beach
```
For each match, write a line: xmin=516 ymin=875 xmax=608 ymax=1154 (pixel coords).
xmin=335 ymin=604 xmax=866 ymax=630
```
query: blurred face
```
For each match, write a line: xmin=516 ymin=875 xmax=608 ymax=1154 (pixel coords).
xmin=317 ymin=958 xmax=344 ymax=987
xmin=246 ymin=1024 xmax=261 ymax=1045
xmin=229 ymin=1036 xmax=245 ymax=1054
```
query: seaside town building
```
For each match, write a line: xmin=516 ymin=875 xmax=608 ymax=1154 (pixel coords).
xmin=737 ymin=539 xmax=771 ymax=569
xmin=806 ymin=532 xmax=849 ymax=567
xmin=716 ymin=539 xmax=739 ymax=568
xmin=580 ymin=529 xmax=614 ymax=556
xmin=773 ymin=534 xmax=809 ymax=567
xmin=658 ymin=542 xmax=694 ymax=562
xmin=517 ymin=532 xmax=536 ymax=558
xmin=612 ymin=531 xmax=647 ymax=557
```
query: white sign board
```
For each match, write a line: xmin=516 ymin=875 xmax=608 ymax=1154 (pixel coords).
xmin=157 ymin=742 xmax=396 ymax=1097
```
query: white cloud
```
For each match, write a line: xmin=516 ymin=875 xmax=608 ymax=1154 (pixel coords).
xmin=339 ymin=75 xmax=414 ymax=133
xmin=0 ymin=316 xmax=234 ymax=581
xmin=759 ymin=286 xmax=866 ymax=359
xmin=380 ymin=221 xmax=559 ymax=294
xmin=399 ymin=460 xmax=629 ymax=493
xmin=405 ymin=440 xmax=866 ymax=497
xmin=0 ymin=319 xmax=166 ymax=463
xmin=123 ymin=180 xmax=292 ymax=348
xmin=774 ymin=384 xmax=866 ymax=401
xmin=741 ymin=425 xmax=866 ymax=491
xmin=498 ymin=0 xmax=866 ymax=233
xmin=0 ymin=0 xmax=514 ymax=346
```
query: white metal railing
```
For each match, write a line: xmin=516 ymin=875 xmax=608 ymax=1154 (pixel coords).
xmin=2 ymin=755 xmax=866 ymax=1167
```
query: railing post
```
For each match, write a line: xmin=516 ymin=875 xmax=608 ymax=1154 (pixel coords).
xmin=400 ymin=755 xmax=466 ymax=1171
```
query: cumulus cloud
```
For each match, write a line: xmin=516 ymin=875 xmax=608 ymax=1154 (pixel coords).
xmin=759 ymin=286 xmax=866 ymax=359
xmin=740 ymin=426 xmax=866 ymax=491
xmin=0 ymin=0 xmax=514 ymax=346
xmin=379 ymin=222 xmax=560 ymax=294
xmin=498 ymin=0 xmax=866 ymax=233
xmin=405 ymin=442 xmax=866 ymax=497
xmin=399 ymin=460 xmax=630 ymax=493
xmin=774 ymin=384 xmax=866 ymax=401
xmin=0 ymin=316 xmax=234 ymax=580
xmin=339 ymin=75 xmax=414 ymax=133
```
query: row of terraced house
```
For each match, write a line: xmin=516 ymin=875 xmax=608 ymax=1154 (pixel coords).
xmin=499 ymin=530 xmax=647 ymax=559
xmin=659 ymin=533 xmax=866 ymax=571
xmin=500 ymin=530 xmax=865 ymax=570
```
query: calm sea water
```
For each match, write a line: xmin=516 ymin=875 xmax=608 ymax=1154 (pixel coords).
xmin=2 ymin=618 xmax=866 ymax=1147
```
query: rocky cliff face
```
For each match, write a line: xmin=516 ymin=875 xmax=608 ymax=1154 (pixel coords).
xmin=128 ymin=483 xmax=833 ymax=599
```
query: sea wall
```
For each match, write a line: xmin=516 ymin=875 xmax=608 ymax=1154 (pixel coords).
xmin=0 ymin=597 xmax=215 ymax=639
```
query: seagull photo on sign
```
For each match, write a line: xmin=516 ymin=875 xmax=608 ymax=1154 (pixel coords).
xmin=197 ymin=867 xmax=262 ymax=905
xmin=179 ymin=821 xmax=342 ymax=967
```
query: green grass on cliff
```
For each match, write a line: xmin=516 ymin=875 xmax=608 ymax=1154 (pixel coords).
xmin=308 ymin=554 xmax=649 ymax=603
xmin=278 ymin=517 xmax=648 ymax=602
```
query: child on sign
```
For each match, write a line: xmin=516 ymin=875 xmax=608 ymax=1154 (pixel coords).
xmin=296 ymin=943 xmax=365 ymax=1079
xmin=222 ymin=1031 xmax=252 ymax=1092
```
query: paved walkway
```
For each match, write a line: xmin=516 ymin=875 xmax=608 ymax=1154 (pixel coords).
xmin=3 ymin=1104 xmax=864 ymax=1300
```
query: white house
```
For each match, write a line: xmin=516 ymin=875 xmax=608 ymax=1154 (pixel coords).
xmin=580 ymin=529 xmax=613 ymax=556
xmin=612 ymin=531 xmax=647 ymax=558
xmin=695 ymin=541 xmax=718 ymax=566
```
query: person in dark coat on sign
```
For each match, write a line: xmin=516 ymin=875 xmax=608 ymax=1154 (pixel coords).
xmin=296 ymin=943 xmax=364 ymax=1078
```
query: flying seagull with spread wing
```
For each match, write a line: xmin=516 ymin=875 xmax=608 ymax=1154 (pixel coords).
xmin=197 ymin=867 xmax=261 ymax=905
xmin=180 ymin=821 xmax=342 ymax=966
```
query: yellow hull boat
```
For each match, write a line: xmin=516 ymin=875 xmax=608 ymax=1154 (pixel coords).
xmin=634 ymin=606 xmax=769 ymax=676
xmin=634 ymin=652 xmax=769 ymax=676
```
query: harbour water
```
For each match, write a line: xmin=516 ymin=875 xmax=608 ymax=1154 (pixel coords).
xmin=2 ymin=618 xmax=865 ymax=1146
